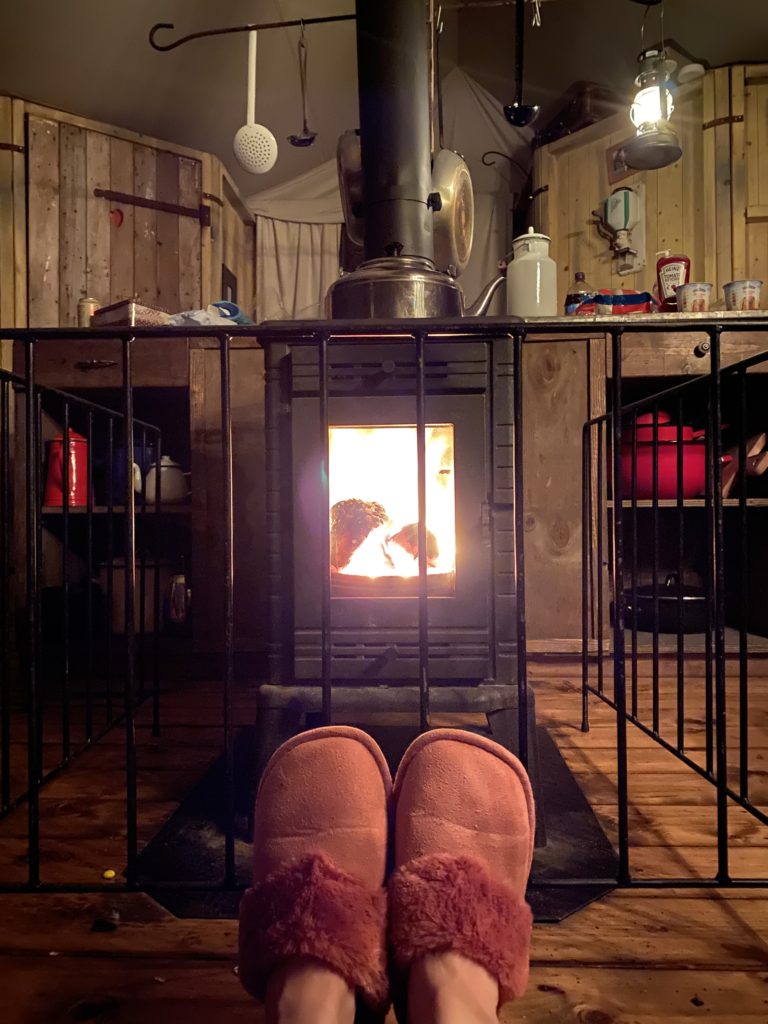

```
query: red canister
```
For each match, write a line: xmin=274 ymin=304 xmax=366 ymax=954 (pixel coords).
xmin=43 ymin=430 xmax=89 ymax=507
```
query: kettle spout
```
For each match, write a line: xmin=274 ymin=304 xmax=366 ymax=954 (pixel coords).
xmin=465 ymin=271 xmax=506 ymax=316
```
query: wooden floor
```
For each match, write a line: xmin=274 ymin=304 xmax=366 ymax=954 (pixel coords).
xmin=1 ymin=658 xmax=767 ymax=1022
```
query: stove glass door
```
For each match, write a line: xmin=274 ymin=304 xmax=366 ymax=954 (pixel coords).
xmin=329 ymin=424 xmax=456 ymax=596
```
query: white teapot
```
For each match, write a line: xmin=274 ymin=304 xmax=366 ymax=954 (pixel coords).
xmin=145 ymin=456 xmax=188 ymax=504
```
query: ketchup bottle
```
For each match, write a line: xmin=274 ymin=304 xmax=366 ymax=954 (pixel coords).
xmin=656 ymin=251 xmax=691 ymax=311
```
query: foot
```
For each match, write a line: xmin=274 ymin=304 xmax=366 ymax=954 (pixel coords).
xmin=239 ymin=727 xmax=392 ymax=1013
xmin=408 ymin=951 xmax=499 ymax=1024
xmin=265 ymin=956 xmax=356 ymax=1024
xmin=389 ymin=729 xmax=535 ymax=1013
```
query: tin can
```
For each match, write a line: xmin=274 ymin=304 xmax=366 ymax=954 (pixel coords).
xmin=77 ymin=297 xmax=99 ymax=327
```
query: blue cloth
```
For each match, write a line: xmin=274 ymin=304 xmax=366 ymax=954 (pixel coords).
xmin=212 ymin=300 xmax=255 ymax=325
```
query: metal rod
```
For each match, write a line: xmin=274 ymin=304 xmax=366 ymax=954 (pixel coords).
xmin=513 ymin=329 xmax=528 ymax=767
xmin=138 ymin=426 xmax=147 ymax=699
xmin=514 ymin=0 xmax=525 ymax=106
xmin=25 ymin=342 xmax=40 ymax=887
xmin=0 ymin=381 xmax=9 ymax=811
xmin=319 ymin=334 xmax=332 ymax=726
xmin=106 ymin=417 xmax=114 ymax=722
xmin=675 ymin=397 xmax=685 ymax=753
xmin=610 ymin=330 xmax=630 ymax=885
xmin=704 ymin=387 xmax=714 ymax=775
xmin=85 ymin=409 xmax=94 ymax=741
xmin=596 ymin=420 xmax=604 ymax=695
xmin=651 ymin=400 xmax=660 ymax=735
xmin=416 ymin=331 xmax=430 ymax=734
xmin=61 ymin=402 xmax=71 ymax=759
xmin=5 ymin=316 xmax=768 ymax=342
xmin=152 ymin=428 xmax=162 ymax=738
xmin=220 ymin=336 xmax=236 ymax=888
xmin=486 ymin=341 xmax=498 ymax=683
xmin=34 ymin=391 xmax=43 ymax=776
xmin=630 ymin=409 xmax=638 ymax=719
xmin=737 ymin=369 xmax=749 ymax=799
xmin=122 ymin=338 xmax=138 ymax=887
xmin=148 ymin=13 xmax=356 ymax=52
xmin=709 ymin=328 xmax=729 ymax=883
xmin=581 ymin=424 xmax=590 ymax=733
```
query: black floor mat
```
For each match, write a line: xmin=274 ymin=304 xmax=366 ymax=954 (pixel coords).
xmin=135 ymin=724 xmax=618 ymax=922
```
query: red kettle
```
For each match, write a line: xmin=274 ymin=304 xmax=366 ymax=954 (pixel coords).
xmin=43 ymin=430 xmax=89 ymax=507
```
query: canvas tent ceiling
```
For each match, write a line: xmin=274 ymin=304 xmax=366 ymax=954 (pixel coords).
xmin=1 ymin=1 xmax=766 ymax=197
xmin=246 ymin=68 xmax=533 ymax=320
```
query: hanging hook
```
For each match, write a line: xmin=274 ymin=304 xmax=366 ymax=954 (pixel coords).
xmin=482 ymin=150 xmax=530 ymax=176
xmin=148 ymin=13 xmax=355 ymax=53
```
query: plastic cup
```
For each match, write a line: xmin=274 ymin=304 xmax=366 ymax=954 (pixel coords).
xmin=723 ymin=279 xmax=763 ymax=311
xmin=675 ymin=282 xmax=713 ymax=313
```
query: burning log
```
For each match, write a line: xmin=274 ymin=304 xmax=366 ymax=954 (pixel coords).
xmin=330 ymin=498 xmax=388 ymax=570
xmin=388 ymin=523 xmax=439 ymax=566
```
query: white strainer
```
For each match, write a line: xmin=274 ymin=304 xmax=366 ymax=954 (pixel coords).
xmin=233 ymin=31 xmax=277 ymax=175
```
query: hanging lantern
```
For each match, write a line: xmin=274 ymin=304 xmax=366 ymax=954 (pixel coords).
xmin=624 ymin=47 xmax=681 ymax=170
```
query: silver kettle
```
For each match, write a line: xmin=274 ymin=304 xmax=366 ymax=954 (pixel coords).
xmin=327 ymin=256 xmax=506 ymax=320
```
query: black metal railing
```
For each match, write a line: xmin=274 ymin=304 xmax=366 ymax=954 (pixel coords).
xmin=0 ymin=335 xmax=165 ymax=888
xmin=0 ymin=323 xmax=529 ymax=894
xmin=583 ymin=322 xmax=768 ymax=888
xmin=1 ymin=319 xmax=766 ymax=899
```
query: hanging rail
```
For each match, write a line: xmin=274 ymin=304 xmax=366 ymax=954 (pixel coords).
xmin=148 ymin=15 xmax=356 ymax=52
xmin=148 ymin=1 xmax=553 ymax=53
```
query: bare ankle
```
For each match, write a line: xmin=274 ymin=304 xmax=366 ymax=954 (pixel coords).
xmin=408 ymin=951 xmax=499 ymax=1024
xmin=266 ymin=957 xmax=356 ymax=1024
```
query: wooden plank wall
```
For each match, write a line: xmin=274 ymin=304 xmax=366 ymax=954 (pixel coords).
xmin=0 ymin=97 xmax=17 ymax=368
xmin=742 ymin=66 xmax=768 ymax=294
xmin=534 ymin=64 xmax=768 ymax=309
xmin=522 ymin=338 xmax=592 ymax=641
xmin=26 ymin=114 xmax=204 ymax=326
xmin=534 ymin=79 xmax=707 ymax=306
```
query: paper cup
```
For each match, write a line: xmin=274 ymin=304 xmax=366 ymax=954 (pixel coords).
xmin=723 ymin=279 xmax=763 ymax=311
xmin=675 ymin=282 xmax=713 ymax=313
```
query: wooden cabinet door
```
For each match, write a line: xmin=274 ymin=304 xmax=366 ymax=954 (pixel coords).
xmin=26 ymin=114 xmax=203 ymax=327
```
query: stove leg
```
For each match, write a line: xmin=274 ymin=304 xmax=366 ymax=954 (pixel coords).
xmin=486 ymin=702 xmax=547 ymax=848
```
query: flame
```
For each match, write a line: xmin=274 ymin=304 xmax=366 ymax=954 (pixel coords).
xmin=329 ymin=425 xmax=456 ymax=580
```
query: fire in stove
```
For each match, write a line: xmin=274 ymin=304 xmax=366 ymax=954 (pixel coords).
xmin=329 ymin=425 xmax=456 ymax=594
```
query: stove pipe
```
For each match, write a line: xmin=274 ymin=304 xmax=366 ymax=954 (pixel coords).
xmin=356 ymin=0 xmax=434 ymax=262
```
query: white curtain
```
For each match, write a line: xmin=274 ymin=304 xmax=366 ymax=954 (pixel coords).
xmin=254 ymin=217 xmax=341 ymax=321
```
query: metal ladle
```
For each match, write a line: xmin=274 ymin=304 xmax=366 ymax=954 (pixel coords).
xmin=503 ymin=0 xmax=539 ymax=128
xmin=289 ymin=23 xmax=317 ymax=147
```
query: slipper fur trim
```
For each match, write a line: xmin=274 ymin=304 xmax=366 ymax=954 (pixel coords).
xmin=389 ymin=853 xmax=532 ymax=1004
xmin=239 ymin=852 xmax=389 ymax=1010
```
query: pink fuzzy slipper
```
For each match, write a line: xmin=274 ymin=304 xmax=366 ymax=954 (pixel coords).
xmin=389 ymin=728 xmax=535 ymax=1007
xmin=238 ymin=726 xmax=391 ymax=1010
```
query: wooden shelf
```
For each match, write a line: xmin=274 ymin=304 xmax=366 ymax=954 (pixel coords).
xmin=607 ymin=498 xmax=768 ymax=508
xmin=41 ymin=505 xmax=190 ymax=515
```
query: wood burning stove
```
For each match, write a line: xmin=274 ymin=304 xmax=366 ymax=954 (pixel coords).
xmin=263 ymin=325 xmax=518 ymax=687
xmin=253 ymin=2 xmax=539 ymax=810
